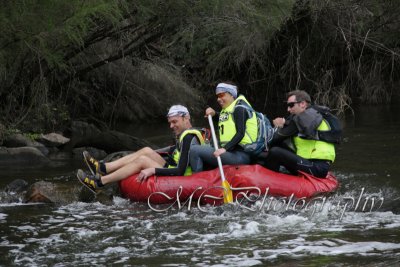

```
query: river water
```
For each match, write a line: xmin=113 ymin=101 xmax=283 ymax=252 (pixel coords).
xmin=1 ymin=104 xmax=400 ymax=266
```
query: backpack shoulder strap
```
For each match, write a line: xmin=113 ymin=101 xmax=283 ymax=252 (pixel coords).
xmin=311 ymin=104 xmax=331 ymax=114
xmin=234 ymin=99 xmax=253 ymax=110
xmin=234 ymin=100 xmax=254 ymax=118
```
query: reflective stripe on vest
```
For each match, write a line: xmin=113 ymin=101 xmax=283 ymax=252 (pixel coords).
xmin=293 ymin=120 xmax=336 ymax=162
xmin=218 ymin=95 xmax=258 ymax=147
xmin=169 ymin=129 xmax=205 ymax=176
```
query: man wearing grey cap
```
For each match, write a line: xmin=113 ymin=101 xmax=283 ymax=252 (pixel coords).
xmin=77 ymin=105 xmax=205 ymax=193
xmin=189 ymin=82 xmax=258 ymax=172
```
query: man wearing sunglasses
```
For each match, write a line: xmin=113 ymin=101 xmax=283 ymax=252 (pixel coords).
xmin=76 ymin=105 xmax=205 ymax=193
xmin=263 ymin=90 xmax=336 ymax=178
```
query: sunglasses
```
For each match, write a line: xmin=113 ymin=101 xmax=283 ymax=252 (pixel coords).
xmin=286 ymin=101 xmax=301 ymax=108
xmin=216 ymin=92 xmax=227 ymax=98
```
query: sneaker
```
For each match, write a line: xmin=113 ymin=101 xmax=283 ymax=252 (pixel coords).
xmin=83 ymin=151 xmax=105 ymax=175
xmin=76 ymin=169 xmax=101 ymax=194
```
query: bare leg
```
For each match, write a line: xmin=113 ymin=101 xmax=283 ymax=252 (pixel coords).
xmin=101 ymin=155 xmax=163 ymax=185
xmin=105 ymin=147 xmax=165 ymax=173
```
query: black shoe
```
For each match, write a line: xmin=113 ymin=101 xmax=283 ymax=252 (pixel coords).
xmin=76 ymin=169 xmax=101 ymax=194
xmin=83 ymin=151 xmax=105 ymax=176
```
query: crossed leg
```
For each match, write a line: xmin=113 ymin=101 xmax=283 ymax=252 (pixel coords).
xmin=105 ymin=147 xmax=166 ymax=173
xmin=101 ymin=155 xmax=165 ymax=185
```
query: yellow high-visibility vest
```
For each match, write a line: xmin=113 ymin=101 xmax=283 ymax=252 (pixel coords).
xmin=218 ymin=95 xmax=258 ymax=148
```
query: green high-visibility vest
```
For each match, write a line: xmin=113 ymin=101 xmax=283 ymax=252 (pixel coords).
xmin=293 ymin=120 xmax=336 ymax=162
xmin=219 ymin=95 xmax=258 ymax=148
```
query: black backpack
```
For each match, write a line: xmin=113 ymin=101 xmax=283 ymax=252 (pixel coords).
xmin=312 ymin=105 xmax=343 ymax=144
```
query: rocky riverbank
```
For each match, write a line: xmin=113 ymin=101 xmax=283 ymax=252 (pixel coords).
xmin=0 ymin=121 xmax=154 ymax=165
xmin=0 ymin=121 xmax=155 ymax=204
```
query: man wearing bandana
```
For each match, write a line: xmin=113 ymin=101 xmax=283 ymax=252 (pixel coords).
xmin=77 ymin=105 xmax=205 ymax=193
xmin=190 ymin=82 xmax=258 ymax=172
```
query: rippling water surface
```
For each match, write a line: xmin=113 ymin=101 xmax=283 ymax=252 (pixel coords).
xmin=1 ymin=105 xmax=400 ymax=266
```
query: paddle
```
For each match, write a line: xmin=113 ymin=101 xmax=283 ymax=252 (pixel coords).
xmin=207 ymin=114 xmax=233 ymax=204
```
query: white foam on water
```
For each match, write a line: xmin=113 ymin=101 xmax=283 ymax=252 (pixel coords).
xmin=75 ymin=229 xmax=99 ymax=238
xmin=228 ymin=221 xmax=260 ymax=238
xmin=144 ymin=221 xmax=153 ymax=230
xmin=280 ymin=236 xmax=307 ymax=246
xmin=251 ymin=236 xmax=400 ymax=260
xmin=0 ymin=202 xmax=46 ymax=207
xmin=158 ymin=246 xmax=191 ymax=255
xmin=111 ymin=219 xmax=135 ymax=231
xmin=219 ymin=258 xmax=263 ymax=267
xmin=17 ymin=225 xmax=36 ymax=231
xmin=2 ymin=182 xmax=399 ymax=267
xmin=13 ymin=256 xmax=37 ymax=266
xmin=102 ymin=236 xmax=116 ymax=243
xmin=1 ymin=241 xmax=25 ymax=250
xmin=292 ymin=240 xmax=400 ymax=255
xmin=104 ymin=246 xmax=129 ymax=254
xmin=112 ymin=196 xmax=131 ymax=206
xmin=159 ymin=230 xmax=193 ymax=242
xmin=191 ymin=251 xmax=264 ymax=267
xmin=385 ymin=222 xmax=400 ymax=229
xmin=0 ymin=212 xmax=7 ymax=221
xmin=24 ymin=233 xmax=65 ymax=247
xmin=60 ymin=201 xmax=106 ymax=212
xmin=72 ymin=214 xmax=86 ymax=219
xmin=339 ymin=211 xmax=400 ymax=228
xmin=46 ymin=216 xmax=75 ymax=224
xmin=113 ymin=256 xmax=130 ymax=264
xmin=169 ymin=211 xmax=189 ymax=220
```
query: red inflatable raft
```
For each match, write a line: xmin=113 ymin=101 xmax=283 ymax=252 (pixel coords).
xmin=119 ymin=164 xmax=339 ymax=206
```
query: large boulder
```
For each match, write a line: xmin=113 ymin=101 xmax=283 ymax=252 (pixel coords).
xmin=62 ymin=121 xmax=101 ymax=151
xmin=23 ymin=180 xmax=119 ymax=204
xmin=63 ymin=121 xmax=155 ymax=153
xmin=36 ymin=133 xmax=70 ymax=147
xmin=23 ymin=181 xmax=56 ymax=203
xmin=2 ymin=133 xmax=50 ymax=155
xmin=91 ymin=130 xmax=155 ymax=153
xmin=0 ymin=147 xmax=49 ymax=164
xmin=3 ymin=133 xmax=38 ymax=147
xmin=1 ymin=179 xmax=30 ymax=203
xmin=5 ymin=179 xmax=29 ymax=193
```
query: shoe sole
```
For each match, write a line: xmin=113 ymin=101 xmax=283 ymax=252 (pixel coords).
xmin=83 ymin=151 xmax=96 ymax=176
xmin=76 ymin=169 xmax=97 ymax=195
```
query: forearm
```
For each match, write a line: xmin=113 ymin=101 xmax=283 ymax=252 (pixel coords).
xmin=269 ymin=118 xmax=298 ymax=146
xmin=155 ymin=135 xmax=193 ymax=176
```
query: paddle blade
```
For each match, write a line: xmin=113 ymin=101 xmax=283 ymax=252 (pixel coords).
xmin=222 ymin=180 xmax=233 ymax=203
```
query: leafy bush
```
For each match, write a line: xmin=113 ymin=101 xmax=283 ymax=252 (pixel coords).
xmin=1 ymin=0 xmax=399 ymax=132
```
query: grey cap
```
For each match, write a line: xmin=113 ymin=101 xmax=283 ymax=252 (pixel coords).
xmin=167 ymin=105 xmax=189 ymax=117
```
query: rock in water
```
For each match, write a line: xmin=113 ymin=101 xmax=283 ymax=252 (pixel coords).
xmin=24 ymin=181 xmax=80 ymax=204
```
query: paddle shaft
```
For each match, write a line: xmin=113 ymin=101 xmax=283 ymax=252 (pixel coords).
xmin=207 ymin=115 xmax=228 ymax=184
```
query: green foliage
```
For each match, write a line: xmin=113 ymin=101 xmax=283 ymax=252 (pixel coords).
xmin=0 ymin=0 xmax=296 ymax=131
xmin=0 ymin=0 xmax=124 ymax=73
xmin=25 ymin=132 xmax=41 ymax=141
xmin=0 ymin=0 xmax=128 ymax=130
xmin=0 ymin=0 xmax=399 ymax=132
xmin=304 ymin=0 xmax=400 ymax=106
xmin=156 ymin=0 xmax=296 ymax=80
